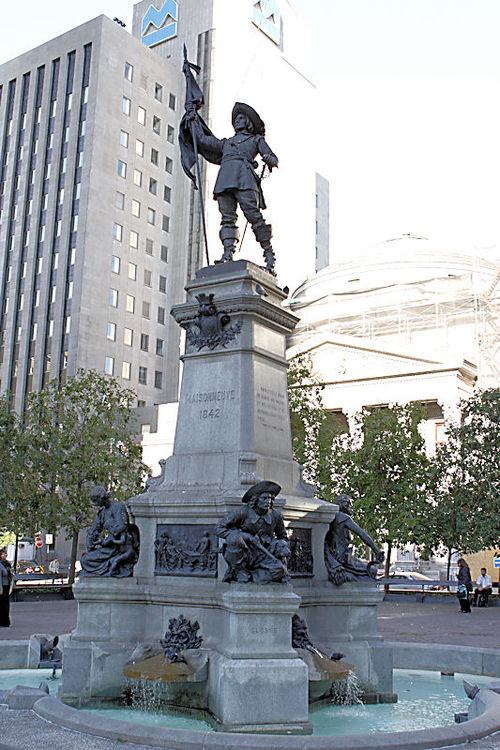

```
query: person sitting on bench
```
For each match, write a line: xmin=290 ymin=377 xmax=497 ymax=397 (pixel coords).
xmin=473 ymin=567 xmax=493 ymax=607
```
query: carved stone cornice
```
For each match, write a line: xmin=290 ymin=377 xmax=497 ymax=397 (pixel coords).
xmin=171 ymin=294 xmax=299 ymax=333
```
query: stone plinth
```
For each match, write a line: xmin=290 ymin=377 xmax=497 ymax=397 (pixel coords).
xmin=207 ymin=584 xmax=311 ymax=734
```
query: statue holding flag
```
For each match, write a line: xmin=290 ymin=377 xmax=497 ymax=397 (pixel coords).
xmin=179 ymin=47 xmax=279 ymax=275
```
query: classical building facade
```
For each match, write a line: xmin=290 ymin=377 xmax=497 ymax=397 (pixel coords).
xmin=287 ymin=235 xmax=500 ymax=452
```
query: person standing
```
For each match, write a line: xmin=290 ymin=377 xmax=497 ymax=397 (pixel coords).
xmin=0 ymin=548 xmax=14 ymax=627
xmin=473 ymin=567 xmax=493 ymax=607
xmin=457 ymin=558 xmax=472 ymax=613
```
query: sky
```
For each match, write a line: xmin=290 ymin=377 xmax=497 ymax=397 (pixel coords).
xmin=1 ymin=0 xmax=500 ymax=262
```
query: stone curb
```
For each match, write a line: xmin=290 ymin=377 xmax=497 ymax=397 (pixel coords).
xmin=33 ymin=689 xmax=500 ymax=750
xmin=390 ymin=641 xmax=500 ymax=676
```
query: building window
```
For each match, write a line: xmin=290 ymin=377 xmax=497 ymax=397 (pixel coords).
xmin=163 ymin=185 xmax=171 ymax=203
xmin=142 ymin=300 xmax=150 ymax=318
xmin=124 ymin=62 xmax=133 ymax=82
xmin=124 ymin=327 xmax=133 ymax=346
xmin=162 ymin=215 xmax=170 ymax=232
xmin=160 ymin=245 xmax=168 ymax=262
xmin=145 ymin=239 xmax=153 ymax=256
xmin=154 ymin=371 xmax=162 ymax=389
xmin=137 ymin=399 xmax=146 ymax=408
xmin=113 ymin=223 xmax=123 ymax=242
xmin=116 ymin=191 xmax=125 ymax=209
xmin=154 ymin=83 xmax=163 ymax=101
xmin=131 ymin=199 xmax=140 ymax=217
xmin=120 ymin=129 xmax=129 ymax=148
xmin=130 ymin=230 xmax=139 ymax=249
xmin=157 ymin=306 xmax=165 ymax=324
xmin=151 ymin=148 xmax=159 ymax=166
xmin=147 ymin=207 xmax=156 ymax=225
xmin=152 ymin=115 xmax=161 ymax=135
xmin=117 ymin=160 xmax=127 ymax=178
xmin=144 ymin=269 xmax=152 ymax=286
xmin=138 ymin=365 xmax=147 ymax=384
xmin=133 ymin=168 xmax=142 ymax=187
xmin=149 ymin=177 xmax=157 ymax=195
xmin=137 ymin=106 xmax=146 ymax=125
xmin=122 ymin=361 xmax=131 ymax=380
xmin=111 ymin=255 xmax=120 ymax=274
xmin=122 ymin=96 xmax=131 ymax=116
xmin=135 ymin=138 xmax=144 ymax=157
xmin=110 ymin=289 xmax=118 ymax=307
xmin=105 ymin=356 xmax=114 ymax=376
xmin=165 ymin=156 xmax=173 ymax=173
xmin=159 ymin=275 xmax=167 ymax=293
xmin=128 ymin=262 xmax=137 ymax=281
xmin=156 ymin=338 xmax=164 ymax=356
xmin=140 ymin=333 xmax=149 ymax=351
xmin=126 ymin=294 xmax=135 ymax=313
xmin=169 ymin=93 xmax=176 ymax=110
xmin=167 ymin=125 xmax=174 ymax=144
xmin=107 ymin=322 xmax=116 ymax=341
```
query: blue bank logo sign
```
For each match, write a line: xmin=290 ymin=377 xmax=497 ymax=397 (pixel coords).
xmin=142 ymin=0 xmax=178 ymax=48
xmin=252 ymin=0 xmax=281 ymax=46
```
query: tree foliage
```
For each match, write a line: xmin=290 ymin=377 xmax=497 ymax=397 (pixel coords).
xmin=287 ymin=354 xmax=344 ymax=501
xmin=23 ymin=370 xmax=149 ymax=580
xmin=430 ymin=388 xmax=500 ymax=576
xmin=329 ymin=403 xmax=432 ymax=576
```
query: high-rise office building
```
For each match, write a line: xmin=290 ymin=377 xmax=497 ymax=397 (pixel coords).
xmin=0 ymin=2 xmax=329 ymax=427
xmin=0 ymin=16 xmax=189 ymax=419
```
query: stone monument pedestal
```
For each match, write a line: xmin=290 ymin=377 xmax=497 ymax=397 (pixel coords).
xmin=62 ymin=260 xmax=394 ymax=723
xmin=207 ymin=584 xmax=311 ymax=733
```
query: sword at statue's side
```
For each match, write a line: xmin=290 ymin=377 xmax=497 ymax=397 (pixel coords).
xmin=179 ymin=45 xmax=210 ymax=266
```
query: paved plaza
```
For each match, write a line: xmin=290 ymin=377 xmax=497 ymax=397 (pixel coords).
xmin=0 ymin=597 xmax=499 ymax=749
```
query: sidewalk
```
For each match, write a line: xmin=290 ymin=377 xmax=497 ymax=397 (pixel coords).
xmin=0 ymin=597 xmax=499 ymax=749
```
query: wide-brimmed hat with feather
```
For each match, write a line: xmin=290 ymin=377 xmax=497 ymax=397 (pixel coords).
xmin=241 ymin=480 xmax=281 ymax=504
xmin=232 ymin=102 xmax=266 ymax=135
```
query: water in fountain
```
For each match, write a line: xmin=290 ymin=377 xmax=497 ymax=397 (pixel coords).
xmin=124 ymin=678 xmax=164 ymax=712
xmin=330 ymin=670 xmax=363 ymax=705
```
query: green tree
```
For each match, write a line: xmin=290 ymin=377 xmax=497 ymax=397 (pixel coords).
xmin=329 ymin=403 xmax=433 ymax=577
xmin=431 ymin=388 xmax=500 ymax=579
xmin=24 ymin=370 xmax=149 ymax=582
xmin=287 ymin=354 xmax=344 ymax=501
xmin=0 ymin=394 xmax=47 ymax=568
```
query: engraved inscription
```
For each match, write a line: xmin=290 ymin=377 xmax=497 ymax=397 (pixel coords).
xmin=288 ymin=527 xmax=313 ymax=577
xmin=183 ymin=389 xmax=238 ymax=421
xmin=249 ymin=626 xmax=279 ymax=634
xmin=256 ymin=386 xmax=287 ymax=433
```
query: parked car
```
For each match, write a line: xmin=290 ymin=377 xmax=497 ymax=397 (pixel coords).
xmin=379 ymin=570 xmax=442 ymax=590
xmin=16 ymin=560 xmax=44 ymax=574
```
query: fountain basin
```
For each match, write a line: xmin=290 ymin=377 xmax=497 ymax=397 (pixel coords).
xmin=27 ymin=674 xmax=500 ymax=750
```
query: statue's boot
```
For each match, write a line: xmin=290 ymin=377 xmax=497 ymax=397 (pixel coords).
xmin=215 ymin=226 xmax=239 ymax=264
xmin=254 ymin=223 xmax=276 ymax=275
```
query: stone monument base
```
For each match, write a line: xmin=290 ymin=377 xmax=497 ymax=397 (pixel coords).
xmin=207 ymin=584 xmax=311 ymax=733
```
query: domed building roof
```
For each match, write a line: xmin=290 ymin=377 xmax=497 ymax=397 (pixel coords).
xmin=289 ymin=235 xmax=499 ymax=309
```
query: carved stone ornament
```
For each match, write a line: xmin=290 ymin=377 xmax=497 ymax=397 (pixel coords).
xmin=160 ymin=615 xmax=203 ymax=663
xmin=154 ymin=524 xmax=217 ymax=577
xmin=184 ymin=293 xmax=242 ymax=351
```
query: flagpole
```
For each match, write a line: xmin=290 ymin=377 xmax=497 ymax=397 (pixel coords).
xmin=191 ymin=120 xmax=210 ymax=266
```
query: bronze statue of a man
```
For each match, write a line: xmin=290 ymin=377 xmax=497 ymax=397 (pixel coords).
xmin=187 ymin=103 xmax=279 ymax=273
xmin=324 ymin=494 xmax=384 ymax=585
xmin=215 ymin=481 xmax=290 ymax=584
